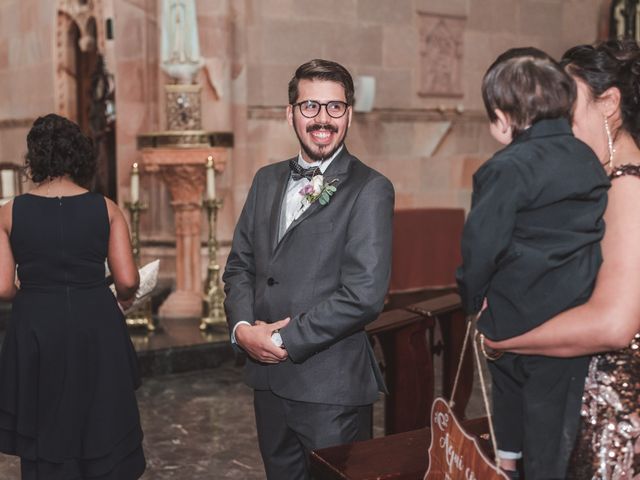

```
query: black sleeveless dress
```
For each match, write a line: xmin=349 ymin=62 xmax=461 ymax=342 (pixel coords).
xmin=0 ymin=193 xmax=145 ymax=479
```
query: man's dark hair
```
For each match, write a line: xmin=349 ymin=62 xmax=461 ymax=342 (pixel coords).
xmin=288 ymin=59 xmax=355 ymax=105
xmin=482 ymin=47 xmax=576 ymax=138
xmin=25 ymin=114 xmax=96 ymax=186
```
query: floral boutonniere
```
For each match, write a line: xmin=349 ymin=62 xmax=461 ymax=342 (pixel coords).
xmin=299 ymin=175 xmax=339 ymax=206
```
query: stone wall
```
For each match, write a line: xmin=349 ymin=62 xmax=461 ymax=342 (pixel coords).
xmin=237 ymin=0 xmax=605 ymax=216
xmin=0 ymin=0 xmax=608 ymax=282
xmin=0 ymin=0 xmax=56 ymax=168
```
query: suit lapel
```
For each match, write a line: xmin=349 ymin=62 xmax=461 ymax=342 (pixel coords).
xmin=275 ymin=147 xmax=354 ymax=250
xmin=269 ymin=160 xmax=293 ymax=253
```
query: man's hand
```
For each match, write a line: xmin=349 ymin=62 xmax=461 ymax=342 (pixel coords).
xmin=235 ymin=317 xmax=290 ymax=364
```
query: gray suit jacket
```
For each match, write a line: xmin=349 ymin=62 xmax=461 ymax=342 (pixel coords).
xmin=223 ymin=147 xmax=394 ymax=405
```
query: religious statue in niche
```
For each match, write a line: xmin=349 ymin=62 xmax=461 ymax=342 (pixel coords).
xmin=418 ymin=13 xmax=465 ymax=98
xmin=160 ymin=0 xmax=205 ymax=130
xmin=161 ymin=0 xmax=204 ymax=83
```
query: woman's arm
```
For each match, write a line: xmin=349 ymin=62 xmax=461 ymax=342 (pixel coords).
xmin=484 ymin=175 xmax=640 ymax=356
xmin=105 ymin=198 xmax=139 ymax=308
xmin=0 ymin=201 xmax=17 ymax=301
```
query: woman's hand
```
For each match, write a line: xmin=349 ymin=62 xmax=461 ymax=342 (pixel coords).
xmin=117 ymin=296 xmax=135 ymax=313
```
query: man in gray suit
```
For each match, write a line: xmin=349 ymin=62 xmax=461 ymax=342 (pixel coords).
xmin=223 ymin=59 xmax=394 ymax=479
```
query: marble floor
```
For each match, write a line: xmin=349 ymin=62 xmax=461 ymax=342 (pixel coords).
xmin=0 ymin=359 xmax=488 ymax=479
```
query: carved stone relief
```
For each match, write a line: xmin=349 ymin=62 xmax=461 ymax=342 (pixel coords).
xmin=418 ymin=12 xmax=466 ymax=98
xmin=158 ymin=164 xmax=206 ymax=210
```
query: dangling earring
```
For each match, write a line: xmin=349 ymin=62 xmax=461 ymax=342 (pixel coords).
xmin=604 ymin=116 xmax=615 ymax=171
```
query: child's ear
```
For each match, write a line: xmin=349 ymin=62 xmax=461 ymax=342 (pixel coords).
xmin=494 ymin=109 xmax=511 ymax=134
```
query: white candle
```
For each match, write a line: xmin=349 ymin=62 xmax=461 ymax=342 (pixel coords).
xmin=131 ymin=163 xmax=140 ymax=203
xmin=1 ymin=170 xmax=15 ymax=198
xmin=206 ymin=155 xmax=216 ymax=200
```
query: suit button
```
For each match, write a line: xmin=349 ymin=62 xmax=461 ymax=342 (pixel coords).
xmin=267 ymin=277 xmax=276 ymax=286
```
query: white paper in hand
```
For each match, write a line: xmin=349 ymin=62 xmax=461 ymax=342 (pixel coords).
xmin=110 ymin=259 xmax=160 ymax=314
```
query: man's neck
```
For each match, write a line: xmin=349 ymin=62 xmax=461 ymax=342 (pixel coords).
xmin=298 ymin=145 xmax=344 ymax=170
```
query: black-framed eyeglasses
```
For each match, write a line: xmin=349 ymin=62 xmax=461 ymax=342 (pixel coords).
xmin=292 ymin=100 xmax=349 ymax=118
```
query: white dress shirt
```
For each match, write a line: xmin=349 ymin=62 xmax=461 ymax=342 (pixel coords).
xmin=283 ymin=146 xmax=342 ymax=231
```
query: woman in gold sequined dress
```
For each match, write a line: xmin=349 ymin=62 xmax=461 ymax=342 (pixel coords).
xmin=485 ymin=40 xmax=640 ymax=479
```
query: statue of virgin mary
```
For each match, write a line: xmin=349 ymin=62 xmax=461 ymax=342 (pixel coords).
xmin=160 ymin=0 xmax=204 ymax=83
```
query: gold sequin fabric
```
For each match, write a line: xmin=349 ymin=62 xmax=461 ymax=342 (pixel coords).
xmin=610 ymin=164 xmax=640 ymax=179
xmin=567 ymin=333 xmax=640 ymax=479
xmin=567 ymin=165 xmax=640 ymax=479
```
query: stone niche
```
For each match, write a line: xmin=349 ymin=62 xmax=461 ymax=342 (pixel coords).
xmin=418 ymin=12 xmax=466 ymax=98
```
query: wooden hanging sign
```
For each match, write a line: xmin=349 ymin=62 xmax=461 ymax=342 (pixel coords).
xmin=424 ymin=397 xmax=509 ymax=480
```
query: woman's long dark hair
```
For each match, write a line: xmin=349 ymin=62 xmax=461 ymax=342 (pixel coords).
xmin=562 ymin=39 xmax=640 ymax=147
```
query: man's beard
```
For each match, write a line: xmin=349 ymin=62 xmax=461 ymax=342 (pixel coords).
xmin=294 ymin=122 xmax=348 ymax=162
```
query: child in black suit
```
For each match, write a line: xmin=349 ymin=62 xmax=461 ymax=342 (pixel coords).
xmin=456 ymin=48 xmax=610 ymax=479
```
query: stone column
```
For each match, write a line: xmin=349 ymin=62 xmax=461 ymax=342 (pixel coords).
xmin=139 ymin=138 xmax=230 ymax=319
xmin=158 ymin=162 xmax=204 ymax=318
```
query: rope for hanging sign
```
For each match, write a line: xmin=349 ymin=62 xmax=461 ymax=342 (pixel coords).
xmin=446 ymin=312 xmax=502 ymax=470
xmin=448 ymin=314 xmax=473 ymax=409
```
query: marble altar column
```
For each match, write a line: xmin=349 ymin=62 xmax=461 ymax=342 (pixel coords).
xmin=139 ymin=135 xmax=230 ymax=319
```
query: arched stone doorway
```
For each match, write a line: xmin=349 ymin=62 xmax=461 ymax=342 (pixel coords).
xmin=55 ymin=0 xmax=117 ymax=200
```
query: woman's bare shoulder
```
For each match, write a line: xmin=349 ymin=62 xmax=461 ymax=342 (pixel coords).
xmin=601 ymin=169 xmax=640 ymax=234
xmin=103 ymin=196 xmax=125 ymax=223
xmin=608 ymin=165 xmax=640 ymax=201
xmin=0 ymin=200 xmax=13 ymax=233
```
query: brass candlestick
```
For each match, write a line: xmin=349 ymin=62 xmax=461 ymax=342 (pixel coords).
xmin=126 ymin=201 xmax=145 ymax=262
xmin=200 ymin=197 xmax=226 ymax=330
xmin=125 ymin=200 xmax=155 ymax=332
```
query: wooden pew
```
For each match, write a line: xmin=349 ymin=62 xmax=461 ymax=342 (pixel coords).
xmin=366 ymin=293 xmax=473 ymax=435
xmin=386 ymin=208 xmax=464 ymax=311
xmin=310 ymin=418 xmax=491 ymax=480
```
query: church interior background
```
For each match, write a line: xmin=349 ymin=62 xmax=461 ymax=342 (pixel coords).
xmin=0 ymin=0 xmax=633 ymax=478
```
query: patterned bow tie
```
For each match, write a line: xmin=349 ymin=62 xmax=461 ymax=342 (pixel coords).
xmin=289 ymin=159 xmax=321 ymax=181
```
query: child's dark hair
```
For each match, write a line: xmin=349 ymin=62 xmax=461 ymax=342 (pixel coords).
xmin=482 ymin=47 xmax=576 ymax=138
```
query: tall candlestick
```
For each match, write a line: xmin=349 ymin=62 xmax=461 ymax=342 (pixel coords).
xmin=124 ymin=200 xmax=154 ymax=331
xmin=201 ymin=197 xmax=225 ymax=330
xmin=206 ymin=155 xmax=216 ymax=200
xmin=131 ymin=163 xmax=140 ymax=203
xmin=1 ymin=170 xmax=15 ymax=198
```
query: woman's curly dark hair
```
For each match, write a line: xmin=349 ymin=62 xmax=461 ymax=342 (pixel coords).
xmin=25 ymin=114 xmax=96 ymax=186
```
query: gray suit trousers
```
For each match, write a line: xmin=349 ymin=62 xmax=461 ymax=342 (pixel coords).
xmin=254 ymin=390 xmax=372 ymax=480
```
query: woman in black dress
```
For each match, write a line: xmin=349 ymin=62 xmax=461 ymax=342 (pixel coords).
xmin=0 ymin=114 xmax=146 ymax=479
